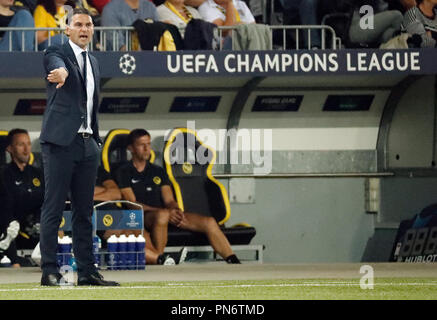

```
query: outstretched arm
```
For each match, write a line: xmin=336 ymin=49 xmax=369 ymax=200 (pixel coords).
xmin=44 ymin=46 xmax=69 ymax=88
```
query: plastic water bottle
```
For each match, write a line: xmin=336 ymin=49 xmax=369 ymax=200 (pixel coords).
xmin=127 ymin=234 xmax=136 ymax=270
xmin=93 ymin=235 xmax=102 ymax=267
xmin=64 ymin=236 xmax=72 ymax=267
xmin=69 ymin=254 xmax=77 ymax=272
xmin=57 ymin=236 xmax=63 ymax=267
xmin=59 ymin=236 xmax=72 ymax=267
xmin=107 ymin=235 xmax=118 ymax=270
xmin=118 ymin=234 xmax=128 ymax=270
xmin=135 ymin=234 xmax=146 ymax=270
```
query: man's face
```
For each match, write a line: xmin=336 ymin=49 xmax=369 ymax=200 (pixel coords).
xmin=8 ymin=133 xmax=31 ymax=165
xmin=66 ymin=14 xmax=94 ymax=49
xmin=129 ymin=135 xmax=151 ymax=162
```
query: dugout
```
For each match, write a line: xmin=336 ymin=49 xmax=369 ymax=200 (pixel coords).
xmin=0 ymin=48 xmax=436 ymax=263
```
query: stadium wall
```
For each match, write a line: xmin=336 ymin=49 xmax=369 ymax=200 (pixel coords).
xmin=0 ymin=50 xmax=436 ymax=263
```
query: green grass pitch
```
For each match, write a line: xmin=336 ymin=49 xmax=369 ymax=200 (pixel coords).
xmin=0 ymin=278 xmax=436 ymax=300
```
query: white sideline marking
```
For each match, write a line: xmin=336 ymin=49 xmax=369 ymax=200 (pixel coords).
xmin=0 ymin=281 xmax=437 ymax=293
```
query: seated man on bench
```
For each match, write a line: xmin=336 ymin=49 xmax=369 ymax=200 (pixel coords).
xmin=114 ymin=128 xmax=241 ymax=264
xmin=94 ymin=164 xmax=186 ymax=265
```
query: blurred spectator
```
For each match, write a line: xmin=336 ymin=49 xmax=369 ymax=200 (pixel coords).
xmin=13 ymin=0 xmax=37 ymax=13
xmin=198 ymin=0 xmax=254 ymax=48
xmin=93 ymin=0 xmax=154 ymax=14
xmin=184 ymin=0 xmax=204 ymax=6
xmin=279 ymin=0 xmax=321 ymax=49
xmin=401 ymin=0 xmax=437 ymax=47
xmin=90 ymin=0 xmax=108 ymax=13
xmin=0 ymin=129 xmax=44 ymax=267
xmin=156 ymin=0 xmax=202 ymax=37
xmin=198 ymin=0 xmax=255 ymax=26
xmin=33 ymin=0 xmax=72 ymax=50
xmin=154 ymin=0 xmax=205 ymax=7
xmin=101 ymin=0 xmax=159 ymax=50
xmin=75 ymin=0 xmax=100 ymax=20
xmin=0 ymin=0 xmax=35 ymax=51
xmin=348 ymin=0 xmax=403 ymax=47
xmin=386 ymin=0 xmax=417 ymax=14
xmin=247 ymin=0 xmax=262 ymax=23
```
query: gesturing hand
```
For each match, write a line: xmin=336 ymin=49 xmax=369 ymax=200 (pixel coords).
xmin=47 ymin=67 xmax=68 ymax=89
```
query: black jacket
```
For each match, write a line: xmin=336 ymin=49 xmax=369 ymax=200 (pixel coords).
xmin=184 ymin=18 xmax=218 ymax=50
xmin=132 ymin=19 xmax=184 ymax=50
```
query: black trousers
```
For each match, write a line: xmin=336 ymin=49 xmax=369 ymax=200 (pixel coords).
xmin=39 ymin=134 xmax=100 ymax=277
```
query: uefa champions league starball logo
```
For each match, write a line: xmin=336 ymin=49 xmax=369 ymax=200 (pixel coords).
xmin=119 ymin=54 xmax=136 ymax=75
xmin=126 ymin=211 xmax=140 ymax=228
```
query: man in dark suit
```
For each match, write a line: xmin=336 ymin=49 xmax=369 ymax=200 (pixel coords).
xmin=39 ymin=8 xmax=119 ymax=286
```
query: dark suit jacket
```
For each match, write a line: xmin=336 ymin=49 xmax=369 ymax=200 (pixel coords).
xmin=40 ymin=42 xmax=102 ymax=146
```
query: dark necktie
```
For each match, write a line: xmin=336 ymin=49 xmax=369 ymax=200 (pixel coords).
xmin=81 ymin=51 xmax=88 ymax=129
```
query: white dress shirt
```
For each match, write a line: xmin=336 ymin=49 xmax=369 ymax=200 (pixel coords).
xmin=69 ymin=39 xmax=95 ymax=134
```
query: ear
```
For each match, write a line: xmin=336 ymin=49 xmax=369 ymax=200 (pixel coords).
xmin=6 ymin=145 xmax=11 ymax=154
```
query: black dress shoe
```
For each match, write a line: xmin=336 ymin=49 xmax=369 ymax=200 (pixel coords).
xmin=77 ymin=272 xmax=120 ymax=286
xmin=41 ymin=273 xmax=73 ymax=286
